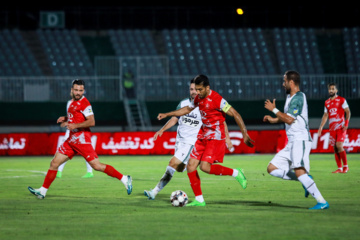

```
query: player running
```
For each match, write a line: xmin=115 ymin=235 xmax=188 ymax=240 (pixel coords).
xmin=144 ymin=78 xmax=233 ymax=200
xmin=157 ymin=74 xmax=254 ymax=206
xmin=56 ymin=98 xmax=94 ymax=179
xmin=28 ymin=79 xmax=132 ymax=199
xmin=264 ymin=70 xmax=329 ymax=210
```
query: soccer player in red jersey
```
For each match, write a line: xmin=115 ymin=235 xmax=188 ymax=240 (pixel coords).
xmin=318 ymin=83 xmax=351 ymax=173
xmin=28 ymin=79 xmax=132 ymax=199
xmin=157 ymin=74 xmax=255 ymax=206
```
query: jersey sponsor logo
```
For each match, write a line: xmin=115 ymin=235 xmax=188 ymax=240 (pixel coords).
xmin=182 ymin=116 xmax=200 ymax=127
xmin=185 ymin=112 xmax=198 ymax=119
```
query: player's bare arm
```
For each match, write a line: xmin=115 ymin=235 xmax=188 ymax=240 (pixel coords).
xmin=264 ymin=99 xmax=295 ymax=125
xmin=60 ymin=121 xmax=68 ymax=128
xmin=317 ymin=112 xmax=329 ymax=136
xmin=57 ymin=116 xmax=68 ymax=123
xmin=343 ymin=107 xmax=351 ymax=131
xmin=263 ymin=115 xmax=280 ymax=124
xmin=226 ymin=107 xmax=255 ymax=148
xmin=154 ymin=116 xmax=178 ymax=141
xmin=224 ymin=121 xmax=233 ymax=150
xmin=67 ymin=114 xmax=95 ymax=131
xmin=157 ymin=106 xmax=193 ymax=120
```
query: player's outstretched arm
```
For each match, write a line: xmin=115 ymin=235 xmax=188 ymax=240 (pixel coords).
xmin=154 ymin=116 xmax=178 ymax=141
xmin=157 ymin=106 xmax=193 ymax=120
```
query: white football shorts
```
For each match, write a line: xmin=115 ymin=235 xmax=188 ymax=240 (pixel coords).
xmin=269 ymin=140 xmax=312 ymax=173
xmin=174 ymin=141 xmax=194 ymax=164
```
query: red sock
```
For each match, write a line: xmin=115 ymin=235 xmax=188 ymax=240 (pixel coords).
xmin=209 ymin=164 xmax=233 ymax=176
xmin=334 ymin=153 xmax=342 ymax=168
xmin=104 ymin=165 xmax=123 ymax=180
xmin=339 ymin=151 xmax=348 ymax=166
xmin=42 ymin=169 xmax=57 ymax=189
xmin=187 ymin=170 xmax=202 ymax=197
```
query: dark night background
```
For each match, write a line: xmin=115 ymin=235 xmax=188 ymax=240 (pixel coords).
xmin=0 ymin=3 xmax=359 ymax=30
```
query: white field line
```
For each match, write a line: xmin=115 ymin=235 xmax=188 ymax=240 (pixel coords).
xmin=1 ymin=169 xmax=46 ymax=178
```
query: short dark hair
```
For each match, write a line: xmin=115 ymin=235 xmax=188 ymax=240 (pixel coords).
xmin=285 ymin=70 xmax=300 ymax=86
xmin=190 ymin=78 xmax=195 ymax=84
xmin=328 ymin=82 xmax=337 ymax=89
xmin=72 ymin=79 xmax=85 ymax=87
xmin=194 ymin=74 xmax=209 ymax=87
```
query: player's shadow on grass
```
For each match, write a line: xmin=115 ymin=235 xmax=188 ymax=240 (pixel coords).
xmin=212 ymin=200 xmax=304 ymax=209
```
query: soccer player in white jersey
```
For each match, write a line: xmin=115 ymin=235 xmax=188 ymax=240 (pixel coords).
xmin=56 ymin=99 xmax=94 ymax=178
xmin=144 ymin=79 xmax=234 ymax=200
xmin=263 ymin=70 xmax=329 ymax=210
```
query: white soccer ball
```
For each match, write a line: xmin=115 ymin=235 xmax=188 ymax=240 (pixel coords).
xmin=170 ymin=190 xmax=188 ymax=207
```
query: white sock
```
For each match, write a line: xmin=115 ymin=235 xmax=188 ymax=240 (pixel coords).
xmin=152 ymin=186 xmax=161 ymax=195
xmin=270 ymin=169 xmax=297 ymax=180
xmin=195 ymin=195 xmax=204 ymax=203
xmin=232 ymin=169 xmax=238 ymax=177
xmin=39 ymin=186 xmax=48 ymax=196
xmin=85 ymin=161 xmax=93 ymax=173
xmin=120 ymin=175 xmax=128 ymax=187
xmin=58 ymin=162 xmax=67 ymax=172
xmin=298 ymin=174 xmax=326 ymax=203
xmin=154 ymin=166 xmax=176 ymax=194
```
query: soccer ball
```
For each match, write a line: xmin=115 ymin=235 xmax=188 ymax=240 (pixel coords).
xmin=170 ymin=190 xmax=188 ymax=207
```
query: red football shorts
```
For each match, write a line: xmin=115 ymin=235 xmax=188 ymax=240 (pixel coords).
xmin=329 ymin=129 xmax=347 ymax=146
xmin=58 ymin=140 xmax=98 ymax=162
xmin=190 ymin=139 xmax=226 ymax=163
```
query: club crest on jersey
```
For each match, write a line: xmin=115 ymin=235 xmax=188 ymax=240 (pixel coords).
xmin=329 ymin=108 xmax=337 ymax=115
xmin=293 ymin=108 xmax=298 ymax=114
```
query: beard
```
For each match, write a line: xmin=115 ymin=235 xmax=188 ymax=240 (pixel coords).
xmin=71 ymin=92 xmax=82 ymax=100
xmin=285 ymin=88 xmax=291 ymax=94
xmin=329 ymin=92 xmax=336 ymax=97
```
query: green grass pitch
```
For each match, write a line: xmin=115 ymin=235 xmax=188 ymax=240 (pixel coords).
xmin=0 ymin=154 xmax=359 ymax=240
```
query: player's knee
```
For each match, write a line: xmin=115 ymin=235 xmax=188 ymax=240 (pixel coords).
xmin=335 ymin=143 xmax=343 ymax=151
xmin=199 ymin=164 xmax=210 ymax=173
xmin=267 ymin=163 xmax=276 ymax=174
xmin=175 ymin=163 xmax=186 ymax=172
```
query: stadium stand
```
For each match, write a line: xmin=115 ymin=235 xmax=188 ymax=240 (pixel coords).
xmin=343 ymin=27 xmax=360 ymax=74
xmin=0 ymin=29 xmax=42 ymax=77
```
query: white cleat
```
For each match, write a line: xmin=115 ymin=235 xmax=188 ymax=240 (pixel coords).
xmin=28 ymin=186 xmax=45 ymax=199
xmin=144 ymin=189 xmax=155 ymax=200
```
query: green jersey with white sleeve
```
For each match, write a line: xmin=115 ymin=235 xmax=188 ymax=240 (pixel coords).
xmin=284 ymin=91 xmax=312 ymax=142
xmin=176 ymin=98 xmax=202 ymax=145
